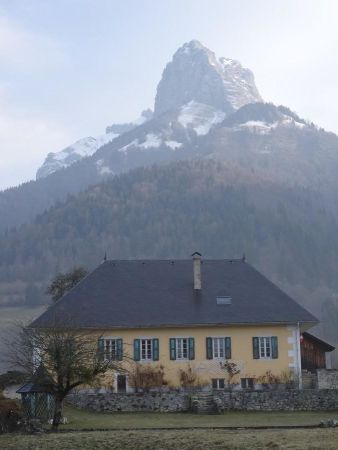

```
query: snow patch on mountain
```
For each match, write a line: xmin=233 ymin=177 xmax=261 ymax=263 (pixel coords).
xmin=237 ymin=116 xmax=308 ymax=135
xmin=164 ymin=140 xmax=182 ymax=149
xmin=178 ymin=101 xmax=225 ymax=136
xmin=37 ymin=110 xmax=154 ymax=179
xmin=138 ymin=134 xmax=162 ymax=149
xmin=36 ymin=131 xmax=118 ymax=179
xmin=117 ymin=134 xmax=183 ymax=153
xmin=96 ymin=159 xmax=114 ymax=175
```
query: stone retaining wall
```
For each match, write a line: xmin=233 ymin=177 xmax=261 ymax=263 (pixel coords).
xmin=214 ymin=390 xmax=338 ymax=411
xmin=317 ymin=370 xmax=338 ymax=389
xmin=67 ymin=391 xmax=189 ymax=412
xmin=67 ymin=389 xmax=338 ymax=412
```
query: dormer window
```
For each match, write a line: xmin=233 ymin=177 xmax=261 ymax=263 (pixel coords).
xmin=216 ymin=296 xmax=232 ymax=305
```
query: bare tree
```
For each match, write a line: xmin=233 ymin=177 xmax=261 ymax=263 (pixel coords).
xmin=6 ymin=317 xmax=121 ymax=430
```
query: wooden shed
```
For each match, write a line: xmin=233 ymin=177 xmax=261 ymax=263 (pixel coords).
xmin=301 ymin=332 xmax=335 ymax=372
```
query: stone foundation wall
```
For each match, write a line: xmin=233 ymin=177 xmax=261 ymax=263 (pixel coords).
xmin=67 ymin=389 xmax=338 ymax=412
xmin=67 ymin=391 xmax=189 ymax=412
xmin=214 ymin=389 xmax=338 ymax=411
xmin=317 ymin=370 xmax=338 ymax=389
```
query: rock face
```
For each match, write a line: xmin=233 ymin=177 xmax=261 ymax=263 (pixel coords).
xmin=154 ymin=40 xmax=262 ymax=117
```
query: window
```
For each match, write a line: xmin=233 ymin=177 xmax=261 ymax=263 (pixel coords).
xmin=98 ymin=338 xmax=123 ymax=361
xmin=216 ymin=296 xmax=232 ymax=305
xmin=104 ymin=339 xmax=117 ymax=360
xmin=176 ymin=338 xmax=189 ymax=360
xmin=169 ymin=338 xmax=195 ymax=360
xmin=212 ymin=378 xmax=225 ymax=389
xmin=260 ymin=337 xmax=271 ymax=358
xmin=206 ymin=337 xmax=231 ymax=359
xmin=141 ymin=339 xmax=153 ymax=360
xmin=252 ymin=336 xmax=278 ymax=359
xmin=212 ymin=337 xmax=226 ymax=358
xmin=241 ymin=378 xmax=255 ymax=389
xmin=133 ymin=338 xmax=159 ymax=361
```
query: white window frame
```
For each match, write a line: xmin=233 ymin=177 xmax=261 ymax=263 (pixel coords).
xmin=103 ymin=338 xmax=119 ymax=361
xmin=140 ymin=338 xmax=153 ymax=361
xmin=212 ymin=378 xmax=225 ymax=389
xmin=259 ymin=337 xmax=272 ymax=359
xmin=241 ymin=378 xmax=255 ymax=389
xmin=175 ymin=337 xmax=189 ymax=360
xmin=212 ymin=337 xmax=226 ymax=359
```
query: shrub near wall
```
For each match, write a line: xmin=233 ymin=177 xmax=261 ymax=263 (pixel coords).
xmin=0 ymin=395 xmax=22 ymax=433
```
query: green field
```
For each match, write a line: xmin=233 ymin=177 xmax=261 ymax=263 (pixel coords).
xmin=2 ymin=428 xmax=338 ymax=450
xmin=2 ymin=406 xmax=338 ymax=449
xmin=62 ymin=406 xmax=338 ymax=429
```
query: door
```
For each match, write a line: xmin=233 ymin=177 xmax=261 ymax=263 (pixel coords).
xmin=117 ymin=374 xmax=127 ymax=393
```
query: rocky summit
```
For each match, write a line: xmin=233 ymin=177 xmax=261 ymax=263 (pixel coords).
xmin=36 ymin=40 xmax=261 ymax=180
xmin=154 ymin=40 xmax=262 ymax=116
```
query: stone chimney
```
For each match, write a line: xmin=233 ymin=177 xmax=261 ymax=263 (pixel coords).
xmin=192 ymin=252 xmax=202 ymax=290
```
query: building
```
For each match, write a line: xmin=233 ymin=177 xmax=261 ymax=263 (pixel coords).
xmin=301 ymin=332 xmax=335 ymax=372
xmin=32 ymin=253 xmax=322 ymax=392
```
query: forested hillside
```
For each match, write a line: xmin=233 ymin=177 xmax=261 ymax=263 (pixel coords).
xmin=0 ymin=159 xmax=335 ymax=290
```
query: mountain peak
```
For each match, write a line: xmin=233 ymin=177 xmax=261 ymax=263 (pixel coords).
xmin=154 ymin=41 xmax=262 ymax=117
xmin=176 ymin=39 xmax=208 ymax=54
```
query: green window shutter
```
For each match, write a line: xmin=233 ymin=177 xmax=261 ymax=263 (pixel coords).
xmin=169 ymin=338 xmax=176 ymax=360
xmin=188 ymin=338 xmax=195 ymax=360
xmin=206 ymin=337 xmax=213 ymax=359
xmin=252 ymin=337 xmax=260 ymax=359
xmin=152 ymin=338 xmax=159 ymax=361
xmin=133 ymin=339 xmax=140 ymax=361
xmin=117 ymin=338 xmax=123 ymax=361
xmin=97 ymin=338 xmax=104 ymax=362
xmin=271 ymin=336 xmax=278 ymax=359
xmin=225 ymin=337 xmax=232 ymax=359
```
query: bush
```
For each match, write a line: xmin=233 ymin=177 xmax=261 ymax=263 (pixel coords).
xmin=129 ymin=364 xmax=167 ymax=392
xmin=257 ymin=370 xmax=280 ymax=389
xmin=0 ymin=395 xmax=22 ymax=433
xmin=178 ymin=366 xmax=207 ymax=389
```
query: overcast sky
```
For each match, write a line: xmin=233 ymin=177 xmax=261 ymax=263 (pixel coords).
xmin=0 ymin=0 xmax=338 ymax=190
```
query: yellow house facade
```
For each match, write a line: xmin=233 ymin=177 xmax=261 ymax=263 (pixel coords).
xmin=33 ymin=253 xmax=318 ymax=392
xmin=96 ymin=323 xmax=302 ymax=392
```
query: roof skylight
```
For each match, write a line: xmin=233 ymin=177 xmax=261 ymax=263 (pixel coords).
xmin=216 ymin=296 xmax=232 ymax=305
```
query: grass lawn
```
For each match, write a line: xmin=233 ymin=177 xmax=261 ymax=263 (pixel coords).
xmin=2 ymin=428 xmax=338 ymax=449
xmin=62 ymin=405 xmax=338 ymax=429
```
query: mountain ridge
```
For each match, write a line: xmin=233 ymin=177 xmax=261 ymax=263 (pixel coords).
xmin=35 ymin=40 xmax=262 ymax=181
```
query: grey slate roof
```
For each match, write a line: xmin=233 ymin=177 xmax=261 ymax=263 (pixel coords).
xmin=32 ymin=259 xmax=318 ymax=329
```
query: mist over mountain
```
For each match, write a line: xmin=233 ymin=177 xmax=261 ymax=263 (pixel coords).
xmin=1 ymin=160 xmax=338 ymax=352
xmin=1 ymin=40 xmax=338 ymax=356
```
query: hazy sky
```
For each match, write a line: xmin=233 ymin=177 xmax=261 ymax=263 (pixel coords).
xmin=1 ymin=0 xmax=338 ymax=190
